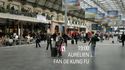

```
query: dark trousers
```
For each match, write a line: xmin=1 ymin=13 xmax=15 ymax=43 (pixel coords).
xmin=122 ymin=40 xmax=124 ymax=46
xmin=75 ymin=39 xmax=78 ymax=44
xmin=36 ymin=42 xmax=41 ymax=48
xmin=46 ymin=42 xmax=52 ymax=50
xmin=57 ymin=46 xmax=62 ymax=57
xmin=64 ymin=40 xmax=67 ymax=47
xmin=58 ymin=50 xmax=62 ymax=57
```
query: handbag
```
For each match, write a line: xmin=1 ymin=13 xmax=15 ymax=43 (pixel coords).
xmin=61 ymin=45 xmax=66 ymax=52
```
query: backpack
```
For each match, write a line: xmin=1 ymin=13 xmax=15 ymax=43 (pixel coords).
xmin=94 ymin=36 xmax=99 ymax=41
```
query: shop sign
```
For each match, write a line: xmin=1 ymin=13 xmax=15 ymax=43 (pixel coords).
xmin=37 ymin=15 xmax=47 ymax=22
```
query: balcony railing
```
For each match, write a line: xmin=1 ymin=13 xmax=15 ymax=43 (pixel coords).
xmin=0 ymin=7 xmax=52 ymax=20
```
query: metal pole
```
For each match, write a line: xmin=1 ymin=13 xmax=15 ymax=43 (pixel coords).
xmin=19 ymin=22 xmax=23 ymax=45
xmin=64 ymin=0 xmax=68 ymax=34
xmin=19 ymin=22 xmax=21 ymax=45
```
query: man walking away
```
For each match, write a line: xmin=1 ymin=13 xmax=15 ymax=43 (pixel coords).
xmin=74 ymin=33 xmax=79 ymax=44
xmin=89 ymin=32 xmax=99 ymax=57
xmin=121 ymin=32 xmax=125 ymax=47
xmin=62 ymin=33 xmax=69 ymax=47
xmin=46 ymin=33 xmax=52 ymax=50
xmin=36 ymin=33 xmax=41 ymax=48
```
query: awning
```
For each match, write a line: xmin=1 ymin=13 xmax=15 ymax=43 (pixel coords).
xmin=0 ymin=13 xmax=49 ymax=23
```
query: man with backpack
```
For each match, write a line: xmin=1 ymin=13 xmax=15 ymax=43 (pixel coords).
xmin=62 ymin=33 xmax=69 ymax=47
xmin=88 ymin=32 xmax=99 ymax=57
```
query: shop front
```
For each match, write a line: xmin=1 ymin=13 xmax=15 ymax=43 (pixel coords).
xmin=66 ymin=26 xmax=79 ymax=36
xmin=51 ymin=20 xmax=64 ymax=34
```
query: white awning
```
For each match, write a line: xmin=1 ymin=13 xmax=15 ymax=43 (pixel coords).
xmin=0 ymin=13 xmax=49 ymax=23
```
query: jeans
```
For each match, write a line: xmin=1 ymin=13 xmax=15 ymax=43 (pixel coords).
xmin=91 ymin=44 xmax=96 ymax=56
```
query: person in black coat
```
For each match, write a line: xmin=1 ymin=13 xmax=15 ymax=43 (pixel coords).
xmin=55 ymin=33 xmax=64 ymax=57
xmin=88 ymin=33 xmax=99 ymax=57
xmin=52 ymin=33 xmax=57 ymax=42
xmin=40 ymin=33 xmax=45 ymax=41
xmin=62 ymin=33 xmax=69 ymax=47
xmin=74 ymin=33 xmax=79 ymax=44
xmin=121 ymin=32 xmax=125 ymax=47
xmin=46 ymin=34 xmax=52 ymax=50
xmin=36 ymin=34 xmax=41 ymax=48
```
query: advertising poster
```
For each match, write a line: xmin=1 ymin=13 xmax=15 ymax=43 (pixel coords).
xmin=107 ymin=10 xmax=118 ymax=26
xmin=85 ymin=7 xmax=98 ymax=19
xmin=107 ymin=10 xmax=118 ymax=18
xmin=63 ymin=0 xmax=80 ymax=10
xmin=91 ymin=24 xmax=98 ymax=30
xmin=95 ymin=13 xmax=105 ymax=20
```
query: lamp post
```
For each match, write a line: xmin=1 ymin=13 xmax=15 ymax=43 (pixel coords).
xmin=64 ymin=0 xmax=68 ymax=34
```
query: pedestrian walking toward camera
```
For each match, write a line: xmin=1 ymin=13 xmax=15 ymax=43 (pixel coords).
xmin=51 ymin=33 xmax=64 ymax=57
xmin=55 ymin=33 xmax=64 ymax=57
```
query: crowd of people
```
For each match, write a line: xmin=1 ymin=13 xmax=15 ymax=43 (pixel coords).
xmin=0 ymin=32 xmax=46 ymax=47
xmin=39 ymin=31 xmax=116 ymax=57
xmin=1 ymin=31 xmax=125 ymax=57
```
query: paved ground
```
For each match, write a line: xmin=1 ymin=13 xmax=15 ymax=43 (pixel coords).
xmin=0 ymin=37 xmax=125 ymax=70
